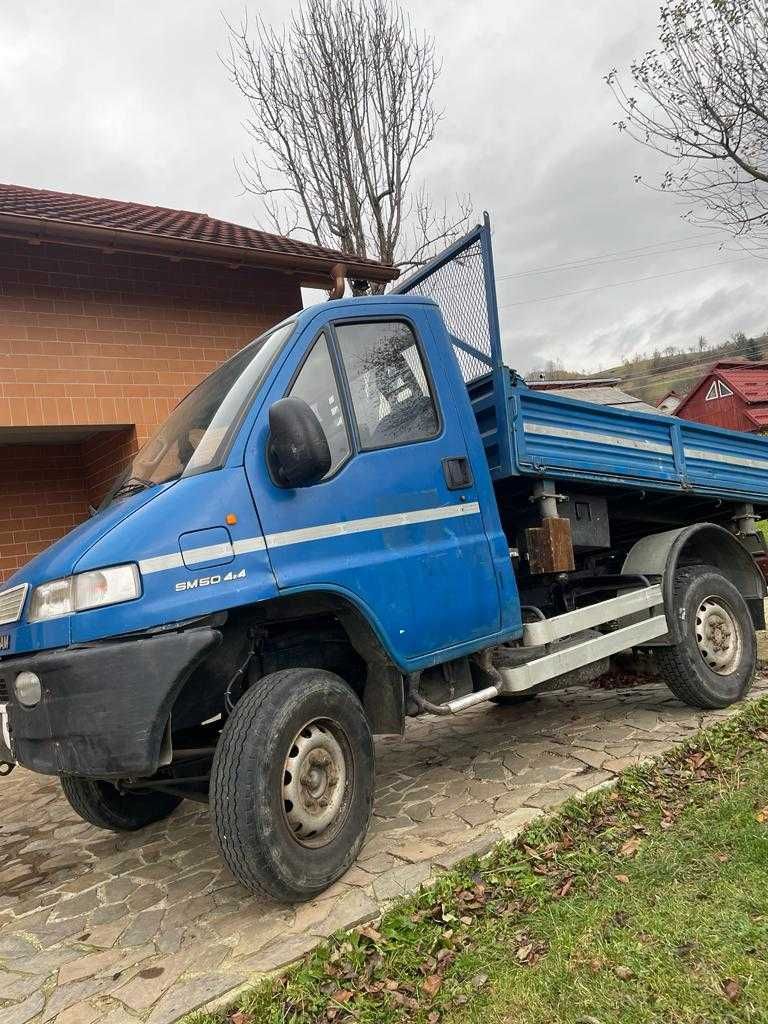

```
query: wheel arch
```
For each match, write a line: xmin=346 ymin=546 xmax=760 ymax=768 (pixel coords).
xmin=623 ymin=523 xmax=766 ymax=643
xmin=179 ymin=590 xmax=407 ymax=736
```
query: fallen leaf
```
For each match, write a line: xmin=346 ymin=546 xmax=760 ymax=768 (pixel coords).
xmin=755 ymin=806 xmax=768 ymax=823
xmin=555 ymin=875 xmax=574 ymax=898
xmin=517 ymin=943 xmax=533 ymax=962
xmin=755 ymin=730 xmax=768 ymax=742
xmin=713 ymin=852 xmax=730 ymax=863
xmin=427 ymin=1013 xmax=441 ymax=1024
xmin=722 ymin=978 xmax=742 ymax=1003
xmin=614 ymin=874 xmax=630 ymax=884
xmin=614 ymin=966 xmax=635 ymax=981
xmin=359 ymin=926 xmax=382 ymax=943
xmin=329 ymin=989 xmax=353 ymax=1004
xmin=422 ymin=975 xmax=442 ymax=997
xmin=471 ymin=972 xmax=489 ymax=989
xmin=619 ymin=837 xmax=641 ymax=858
xmin=230 ymin=1013 xmax=252 ymax=1024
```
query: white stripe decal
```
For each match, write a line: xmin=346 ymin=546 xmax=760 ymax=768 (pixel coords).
xmin=233 ymin=537 xmax=267 ymax=555
xmin=524 ymin=421 xmax=673 ymax=456
xmin=139 ymin=502 xmax=481 ymax=575
xmin=265 ymin=502 xmax=481 ymax=549
xmin=184 ymin=542 xmax=234 ymax=564
xmin=684 ymin=446 xmax=768 ymax=471
xmin=139 ymin=552 xmax=184 ymax=574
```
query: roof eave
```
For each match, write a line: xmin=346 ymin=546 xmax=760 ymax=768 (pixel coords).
xmin=0 ymin=211 xmax=400 ymax=286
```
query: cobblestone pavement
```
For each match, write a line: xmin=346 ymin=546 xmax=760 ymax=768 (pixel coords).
xmin=1 ymin=676 xmax=766 ymax=1024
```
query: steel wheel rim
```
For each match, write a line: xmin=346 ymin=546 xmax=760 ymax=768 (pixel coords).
xmin=281 ymin=718 xmax=352 ymax=848
xmin=695 ymin=595 xmax=742 ymax=675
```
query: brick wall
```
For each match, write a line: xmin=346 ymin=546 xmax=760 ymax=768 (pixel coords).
xmin=0 ymin=444 xmax=90 ymax=581
xmin=0 ymin=235 xmax=302 ymax=582
xmin=80 ymin=427 xmax=139 ymax=507
xmin=0 ymin=236 xmax=301 ymax=445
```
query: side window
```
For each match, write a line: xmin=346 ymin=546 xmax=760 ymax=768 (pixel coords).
xmin=288 ymin=334 xmax=350 ymax=476
xmin=335 ymin=321 xmax=439 ymax=449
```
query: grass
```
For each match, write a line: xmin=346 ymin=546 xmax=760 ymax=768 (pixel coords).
xmin=190 ymin=698 xmax=768 ymax=1024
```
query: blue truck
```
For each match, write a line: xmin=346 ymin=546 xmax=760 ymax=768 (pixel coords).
xmin=1 ymin=216 xmax=767 ymax=901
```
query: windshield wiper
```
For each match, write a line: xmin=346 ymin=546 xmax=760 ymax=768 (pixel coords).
xmin=112 ymin=475 xmax=155 ymax=499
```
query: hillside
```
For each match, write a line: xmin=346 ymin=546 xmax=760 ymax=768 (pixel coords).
xmin=532 ymin=331 xmax=768 ymax=406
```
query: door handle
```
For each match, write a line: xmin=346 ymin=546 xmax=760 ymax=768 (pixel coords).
xmin=442 ymin=456 xmax=473 ymax=490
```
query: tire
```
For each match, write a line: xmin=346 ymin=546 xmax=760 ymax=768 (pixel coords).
xmin=656 ymin=564 xmax=756 ymax=709
xmin=210 ymin=668 xmax=374 ymax=902
xmin=60 ymin=776 xmax=181 ymax=831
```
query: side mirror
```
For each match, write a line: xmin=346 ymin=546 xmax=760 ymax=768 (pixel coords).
xmin=268 ymin=397 xmax=332 ymax=488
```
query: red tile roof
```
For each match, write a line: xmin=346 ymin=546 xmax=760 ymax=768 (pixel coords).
xmin=716 ymin=361 xmax=768 ymax=401
xmin=0 ymin=182 xmax=398 ymax=283
xmin=675 ymin=359 xmax=768 ymax=418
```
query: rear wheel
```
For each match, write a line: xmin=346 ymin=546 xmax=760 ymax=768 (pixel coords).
xmin=656 ymin=564 xmax=756 ymax=709
xmin=60 ymin=776 xmax=181 ymax=831
xmin=210 ymin=668 xmax=374 ymax=902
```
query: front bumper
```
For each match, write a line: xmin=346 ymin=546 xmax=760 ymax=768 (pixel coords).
xmin=0 ymin=625 xmax=220 ymax=779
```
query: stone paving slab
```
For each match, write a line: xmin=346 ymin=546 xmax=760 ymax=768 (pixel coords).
xmin=1 ymin=676 xmax=766 ymax=1024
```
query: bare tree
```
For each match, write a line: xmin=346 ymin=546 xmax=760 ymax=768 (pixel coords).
xmin=607 ymin=1 xmax=768 ymax=250
xmin=223 ymin=0 xmax=471 ymax=283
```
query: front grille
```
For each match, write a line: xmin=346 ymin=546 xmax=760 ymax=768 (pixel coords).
xmin=0 ymin=584 xmax=27 ymax=626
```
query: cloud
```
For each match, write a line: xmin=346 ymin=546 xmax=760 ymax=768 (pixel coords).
xmin=2 ymin=0 xmax=767 ymax=376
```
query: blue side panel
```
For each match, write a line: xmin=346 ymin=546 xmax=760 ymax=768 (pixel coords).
xmin=681 ymin=418 xmax=768 ymax=499
xmin=467 ymin=368 xmax=517 ymax=479
xmin=506 ymin=383 xmax=768 ymax=507
xmin=512 ymin=388 xmax=679 ymax=485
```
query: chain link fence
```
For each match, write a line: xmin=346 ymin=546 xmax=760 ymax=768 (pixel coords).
xmin=393 ymin=229 xmax=496 ymax=384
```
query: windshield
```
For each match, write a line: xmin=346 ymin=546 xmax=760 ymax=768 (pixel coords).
xmin=105 ymin=319 xmax=295 ymax=504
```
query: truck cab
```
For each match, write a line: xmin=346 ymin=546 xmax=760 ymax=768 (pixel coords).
xmin=1 ymin=217 xmax=765 ymax=901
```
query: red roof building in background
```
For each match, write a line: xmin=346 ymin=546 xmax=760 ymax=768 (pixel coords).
xmin=674 ymin=360 xmax=768 ymax=432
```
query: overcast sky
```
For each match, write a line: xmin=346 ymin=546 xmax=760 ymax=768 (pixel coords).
xmin=3 ymin=0 xmax=767 ymax=375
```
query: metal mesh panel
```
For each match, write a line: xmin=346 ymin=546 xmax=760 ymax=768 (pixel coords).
xmin=394 ymin=236 xmax=494 ymax=383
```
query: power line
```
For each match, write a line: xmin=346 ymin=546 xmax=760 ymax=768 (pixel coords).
xmin=498 ymin=239 xmax=725 ymax=281
xmin=495 ymin=232 xmax=717 ymax=281
xmin=499 ymin=257 xmax=752 ymax=309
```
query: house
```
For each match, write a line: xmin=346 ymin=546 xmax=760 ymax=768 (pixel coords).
xmin=0 ymin=183 xmax=397 ymax=582
xmin=655 ymin=389 xmax=682 ymax=415
xmin=674 ymin=359 xmax=768 ymax=432
xmin=527 ymin=377 xmax=657 ymax=414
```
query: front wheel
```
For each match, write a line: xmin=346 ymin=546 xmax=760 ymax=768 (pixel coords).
xmin=656 ymin=564 xmax=756 ymax=709
xmin=210 ymin=668 xmax=374 ymax=902
xmin=60 ymin=776 xmax=181 ymax=831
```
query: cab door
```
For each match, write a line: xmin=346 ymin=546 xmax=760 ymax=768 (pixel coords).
xmin=244 ymin=306 xmax=501 ymax=668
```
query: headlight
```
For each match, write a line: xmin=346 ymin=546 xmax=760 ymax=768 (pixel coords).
xmin=28 ymin=578 xmax=73 ymax=622
xmin=74 ymin=566 xmax=141 ymax=612
xmin=28 ymin=565 xmax=141 ymax=622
